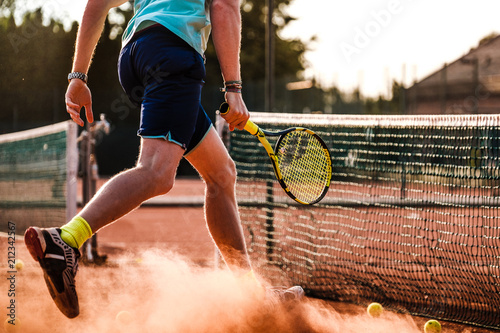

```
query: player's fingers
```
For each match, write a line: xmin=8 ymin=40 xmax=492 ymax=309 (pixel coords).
xmin=66 ymin=102 xmax=81 ymax=115
xmin=222 ymin=109 xmax=244 ymax=128
xmin=85 ymin=104 xmax=94 ymax=123
xmin=224 ymin=116 xmax=240 ymax=132
xmin=66 ymin=107 xmax=81 ymax=119
xmin=66 ymin=102 xmax=80 ymax=110
xmin=220 ymin=111 xmax=234 ymax=126
xmin=65 ymin=104 xmax=83 ymax=126
xmin=66 ymin=107 xmax=76 ymax=116
xmin=70 ymin=114 xmax=84 ymax=127
xmin=233 ymin=119 xmax=247 ymax=131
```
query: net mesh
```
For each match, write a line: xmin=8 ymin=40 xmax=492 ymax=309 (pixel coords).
xmin=0 ymin=121 xmax=78 ymax=233
xmin=226 ymin=113 xmax=500 ymax=329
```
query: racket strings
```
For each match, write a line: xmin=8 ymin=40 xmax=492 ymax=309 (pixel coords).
xmin=276 ymin=130 xmax=331 ymax=203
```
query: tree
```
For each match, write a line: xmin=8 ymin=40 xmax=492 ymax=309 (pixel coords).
xmin=478 ymin=32 xmax=498 ymax=46
xmin=0 ymin=1 xmax=311 ymax=174
xmin=0 ymin=10 xmax=77 ymax=131
xmin=364 ymin=81 xmax=404 ymax=115
xmin=204 ymin=0 xmax=307 ymax=85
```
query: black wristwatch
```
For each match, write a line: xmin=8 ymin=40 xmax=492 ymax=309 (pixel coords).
xmin=68 ymin=72 xmax=88 ymax=83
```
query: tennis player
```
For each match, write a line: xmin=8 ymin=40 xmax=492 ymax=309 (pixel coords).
xmin=24 ymin=0 xmax=303 ymax=318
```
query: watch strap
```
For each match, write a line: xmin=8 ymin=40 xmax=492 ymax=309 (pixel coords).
xmin=68 ymin=72 xmax=88 ymax=83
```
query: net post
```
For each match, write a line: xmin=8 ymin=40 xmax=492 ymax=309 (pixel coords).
xmin=81 ymin=124 xmax=93 ymax=263
xmin=66 ymin=121 xmax=78 ymax=222
xmin=81 ymin=116 xmax=109 ymax=265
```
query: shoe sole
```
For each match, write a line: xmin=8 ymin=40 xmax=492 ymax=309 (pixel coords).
xmin=285 ymin=286 xmax=305 ymax=301
xmin=24 ymin=227 xmax=79 ymax=319
xmin=267 ymin=286 xmax=305 ymax=304
xmin=44 ymin=272 xmax=79 ymax=318
xmin=24 ymin=227 xmax=46 ymax=261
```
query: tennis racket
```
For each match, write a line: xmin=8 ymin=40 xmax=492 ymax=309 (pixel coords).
xmin=219 ymin=102 xmax=332 ymax=205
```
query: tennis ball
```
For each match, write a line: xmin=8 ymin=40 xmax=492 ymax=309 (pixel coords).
xmin=424 ymin=319 xmax=441 ymax=333
xmin=4 ymin=317 xmax=21 ymax=333
xmin=367 ymin=302 xmax=384 ymax=317
xmin=116 ymin=310 xmax=132 ymax=325
xmin=14 ymin=259 xmax=24 ymax=271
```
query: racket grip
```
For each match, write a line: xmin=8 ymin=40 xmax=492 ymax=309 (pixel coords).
xmin=219 ymin=102 xmax=259 ymax=135
xmin=244 ymin=120 xmax=259 ymax=136
xmin=219 ymin=102 xmax=230 ymax=115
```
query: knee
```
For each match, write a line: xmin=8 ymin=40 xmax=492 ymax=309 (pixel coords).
xmin=136 ymin=163 xmax=175 ymax=196
xmin=222 ymin=159 xmax=237 ymax=184
xmin=155 ymin=175 xmax=175 ymax=196
xmin=205 ymin=158 xmax=237 ymax=190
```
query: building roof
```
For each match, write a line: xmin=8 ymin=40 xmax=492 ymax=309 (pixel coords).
xmin=407 ymin=34 xmax=500 ymax=97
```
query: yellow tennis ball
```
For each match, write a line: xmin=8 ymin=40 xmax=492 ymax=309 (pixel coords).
xmin=367 ymin=302 xmax=384 ymax=317
xmin=116 ymin=310 xmax=132 ymax=325
xmin=15 ymin=259 xmax=24 ymax=271
xmin=424 ymin=320 xmax=441 ymax=333
xmin=4 ymin=317 xmax=21 ymax=333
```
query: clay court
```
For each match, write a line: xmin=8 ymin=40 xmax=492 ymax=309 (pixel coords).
xmin=1 ymin=178 xmax=498 ymax=332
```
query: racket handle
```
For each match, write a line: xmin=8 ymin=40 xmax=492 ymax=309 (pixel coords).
xmin=219 ymin=102 xmax=260 ymax=135
xmin=244 ymin=120 xmax=259 ymax=136
xmin=219 ymin=102 xmax=230 ymax=115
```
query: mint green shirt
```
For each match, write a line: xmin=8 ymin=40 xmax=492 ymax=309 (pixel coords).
xmin=122 ymin=0 xmax=211 ymax=55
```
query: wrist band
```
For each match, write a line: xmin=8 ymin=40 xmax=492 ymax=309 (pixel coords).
xmin=220 ymin=87 xmax=242 ymax=93
xmin=224 ymin=80 xmax=242 ymax=86
xmin=220 ymin=81 xmax=242 ymax=93
xmin=68 ymin=72 xmax=88 ymax=83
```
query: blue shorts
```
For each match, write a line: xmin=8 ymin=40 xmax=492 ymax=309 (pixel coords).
xmin=118 ymin=24 xmax=212 ymax=155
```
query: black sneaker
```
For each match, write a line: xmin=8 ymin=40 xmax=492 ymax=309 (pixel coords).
xmin=24 ymin=227 xmax=80 ymax=318
xmin=267 ymin=286 xmax=305 ymax=303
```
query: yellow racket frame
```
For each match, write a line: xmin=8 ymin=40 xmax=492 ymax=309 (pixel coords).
xmin=220 ymin=102 xmax=331 ymax=205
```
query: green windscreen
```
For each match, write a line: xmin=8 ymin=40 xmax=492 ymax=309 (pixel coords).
xmin=0 ymin=121 xmax=77 ymax=232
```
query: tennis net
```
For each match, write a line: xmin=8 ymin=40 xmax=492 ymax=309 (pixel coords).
xmin=0 ymin=121 xmax=78 ymax=233
xmin=223 ymin=113 xmax=500 ymax=329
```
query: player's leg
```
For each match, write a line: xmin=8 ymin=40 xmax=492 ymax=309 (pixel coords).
xmin=78 ymin=138 xmax=184 ymax=232
xmin=79 ymin=25 xmax=205 ymax=234
xmin=24 ymin=24 xmax=206 ymax=318
xmin=186 ymin=126 xmax=305 ymax=302
xmin=24 ymin=138 xmax=184 ymax=318
xmin=185 ymin=127 xmax=252 ymax=272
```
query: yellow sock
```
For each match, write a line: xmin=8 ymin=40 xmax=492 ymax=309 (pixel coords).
xmin=60 ymin=216 xmax=93 ymax=249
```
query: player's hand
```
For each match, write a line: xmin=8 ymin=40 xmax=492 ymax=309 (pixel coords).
xmin=65 ymin=79 xmax=94 ymax=127
xmin=222 ymin=92 xmax=249 ymax=131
